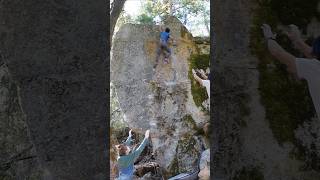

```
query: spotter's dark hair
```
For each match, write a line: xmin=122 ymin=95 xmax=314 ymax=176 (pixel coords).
xmin=165 ymin=28 xmax=170 ymax=33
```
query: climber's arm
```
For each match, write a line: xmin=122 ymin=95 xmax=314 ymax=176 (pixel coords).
xmin=132 ymin=130 xmax=149 ymax=159
xmin=132 ymin=138 xmax=148 ymax=159
xmin=124 ymin=129 xmax=133 ymax=146
xmin=262 ymin=24 xmax=297 ymax=75
xmin=291 ymin=38 xmax=313 ymax=58
xmin=267 ymin=39 xmax=297 ymax=75
xmin=192 ymin=69 xmax=204 ymax=86
xmin=286 ymin=24 xmax=313 ymax=58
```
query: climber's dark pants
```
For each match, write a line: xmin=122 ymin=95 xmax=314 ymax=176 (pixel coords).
xmin=155 ymin=39 xmax=171 ymax=67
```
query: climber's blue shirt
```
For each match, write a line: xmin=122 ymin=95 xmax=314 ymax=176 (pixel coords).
xmin=160 ymin=31 xmax=170 ymax=42
xmin=117 ymin=135 xmax=149 ymax=180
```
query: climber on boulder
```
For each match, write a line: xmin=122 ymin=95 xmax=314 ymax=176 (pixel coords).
xmin=154 ymin=25 xmax=176 ymax=70
xmin=261 ymin=23 xmax=320 ymax=120
xmin=192 ymin=68 xmax=210 ymax=100
xmin=115 ymin=129 xmax=150 ymax=180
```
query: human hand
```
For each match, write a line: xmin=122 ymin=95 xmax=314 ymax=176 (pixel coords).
xmin=261 ymin=24 xmax=276 ymax=40
xmin=129 ymin=129 xmax=133 ymax=137
xmin=200 ymin=69 xmax=206 ymax=76
xmin=285 ymin=24 xmax=301 ymax=41
xmin=145 ymin=130 xmax=150 ymax=138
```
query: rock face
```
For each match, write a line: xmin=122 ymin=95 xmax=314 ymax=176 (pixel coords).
xmin=0 ymin=1 xmax=107 ymax=179
xmin=213 ymin=0 xmax=320 ymax=179
xmin=111 ymin=16 xmax=209 ymax=177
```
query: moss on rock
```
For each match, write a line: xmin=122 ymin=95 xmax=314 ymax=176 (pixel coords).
xmin=188 ymin=54 xmax=210 ymax=109
xmin=167 ymin=133 xmax=201 ymax=177
xmin=182 ymin=114 xmax=205 ymax=135
xmin=167 ymin=155 xmax=180 ymax=177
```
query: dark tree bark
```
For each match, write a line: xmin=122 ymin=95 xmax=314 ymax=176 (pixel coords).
xmin=110 ymin=0 xmax=127 ymax=43
xmin=0 ymin=1 xmax=107 ymax=179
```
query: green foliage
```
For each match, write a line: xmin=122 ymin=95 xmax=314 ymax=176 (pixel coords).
xmin=137 ymin=0 xmax=209 ymax=34
xmin=140 ymin=0 xmax=205 ymax=21
xmin=173 ymin=0 xmax=206 ymax=25
xmin=188 ymin=54 xmax=210 ymax=109
xmin=135 ymin=13 xmax=154 ymax=24
xmin=233 ymin=167 xmax=265 ymax=180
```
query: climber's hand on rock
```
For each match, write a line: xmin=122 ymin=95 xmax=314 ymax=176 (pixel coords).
xmin=261 ymin=24 xmax=276 ymax=40
xmin=286 ymin=24 xmax=301 ymax=42
xmin=145 ymin=130 xmax=150 ymax=138
xmin=129 ymin=129 xmax=133 ymax=137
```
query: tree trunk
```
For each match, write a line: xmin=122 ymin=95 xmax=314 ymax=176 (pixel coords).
xmin=212 ymin=0 xmax=257 ymax=178
xmin=0 ymin=1 xmax=107 ymax=179
xmin=110 ymin=0 xmax=127 ymax=44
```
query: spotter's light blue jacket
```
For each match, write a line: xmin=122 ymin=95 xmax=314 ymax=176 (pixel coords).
xmin=117 ymin=135 xmax=149 ymax=180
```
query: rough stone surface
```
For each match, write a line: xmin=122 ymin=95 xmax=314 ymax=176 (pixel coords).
xmin=194 ymin=37 xmax=210 ymax=55
xmin=0 ymin=1 xmax=107 ymax=179
xmin=111 ymin=16 xmax=209 ymax=177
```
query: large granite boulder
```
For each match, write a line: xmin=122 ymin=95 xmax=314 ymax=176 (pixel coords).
xmin=111 ymin=16 xmax=209 ymax=176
